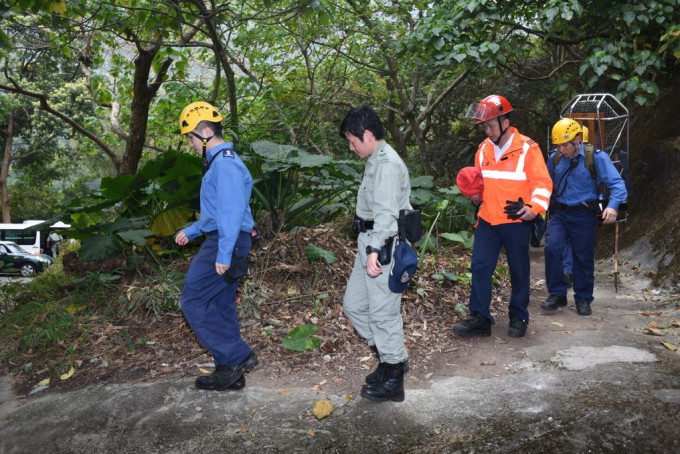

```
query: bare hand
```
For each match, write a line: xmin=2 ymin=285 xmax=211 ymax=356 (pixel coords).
xmin=366 ymin=253 xmax=383 ymax=277
xmin=516 ymin=206 xmax=537 ymax=222
xmin=601 ymin=207 xmax=618 ymax=224
xmin=215 ymin=263 xmax=230 ymax=275
xmin=175 ymin=230 xmax=188 ymax=246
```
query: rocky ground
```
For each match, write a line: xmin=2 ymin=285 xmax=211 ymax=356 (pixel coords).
xmin=2 ymin=243 xmax=679 ymax=453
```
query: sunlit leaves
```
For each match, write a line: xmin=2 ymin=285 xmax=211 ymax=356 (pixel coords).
xmin=150 ymin=207 xmax=193 ymax=236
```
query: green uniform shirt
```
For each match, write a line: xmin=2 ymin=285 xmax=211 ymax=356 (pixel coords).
xmin=356 ymin=140 xmax=412 ymax=250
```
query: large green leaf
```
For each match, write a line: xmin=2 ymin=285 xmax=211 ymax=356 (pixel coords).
xmin=78 ymin=234 xmax=122 ymax=261
xmin=282 ymin=324 xmax=321 ymax=352
xmin=440 ymin=231 xmax=474 ymax=249
xmin=100 ymin=174 xmax=145 ymax=200
xmin=150 ymin=207 xmax=194 ymax=236
xmin=411 ymin=175 xmax=434 ymax=189
xmin=105 ymin=217 xmax=134 ymax=234
xmin=251 ymin=141 xmax=332 ymax=168
xmin=117 ymin=229 xmax=156 ymax=246
xmin=305 ymin=243 xmax=336 ymax=265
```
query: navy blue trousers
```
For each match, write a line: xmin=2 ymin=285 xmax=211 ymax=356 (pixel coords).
xmin=544 ymin=209 xmax=598 ymax=303
xmin=469 ymin=218 xmax=532 ymax=323
xmin=563 ymin=241 xmax=573 ymax=274
xmin=180 ymin=231 xmax=252 ymax=367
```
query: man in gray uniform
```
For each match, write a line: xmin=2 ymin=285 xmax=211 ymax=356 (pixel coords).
xmin=340 ymin=105 xmax=412 ymax=402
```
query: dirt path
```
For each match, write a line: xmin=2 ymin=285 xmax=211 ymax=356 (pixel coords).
xmin=3 ymin=246 xmax=679 ymax=453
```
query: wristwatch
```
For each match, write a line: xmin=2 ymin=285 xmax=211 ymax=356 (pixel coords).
xmin=366 ymin=246 xmax=381 ymax=255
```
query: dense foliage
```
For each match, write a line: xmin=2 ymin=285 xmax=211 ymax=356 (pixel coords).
xmin=1 ymin=0 xmax=679 ymax=390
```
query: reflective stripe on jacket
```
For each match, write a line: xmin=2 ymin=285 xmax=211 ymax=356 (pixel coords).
xmin=476 ymin=127 xmax=552 ymax=226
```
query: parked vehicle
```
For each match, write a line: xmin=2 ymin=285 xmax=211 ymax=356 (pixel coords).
xmin=0 ymin=241 xmax=54 ymax=276
xmin=0 ymin=220 xmax=70 ymax=256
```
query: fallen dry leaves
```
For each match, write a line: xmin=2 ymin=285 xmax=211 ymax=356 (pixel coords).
xmin=12 ymin=224 xmax=520 ymax=397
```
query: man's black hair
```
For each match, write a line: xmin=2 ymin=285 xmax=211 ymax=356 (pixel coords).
xmin=339 ymin=104 xmax=386 ymax=142
xmin=196 ymin=119 xmax=224 ymax=138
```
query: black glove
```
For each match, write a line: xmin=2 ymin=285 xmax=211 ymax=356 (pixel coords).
xmin=504 ymin=197 xmax=524 ymax=220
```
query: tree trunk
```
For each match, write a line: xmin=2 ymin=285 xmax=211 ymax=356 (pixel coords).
xmin=119 ymin=48 xmax=155 ymax=175
xmin=188 ymin=0 xmax=239 ymax=127
xmin=1 ymin=110 xmax=14 ymax=222
xmin=118 ymin=43 xmax=173 ymax=175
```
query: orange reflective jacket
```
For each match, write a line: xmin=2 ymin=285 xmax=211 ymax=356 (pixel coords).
xmin=475 ymin=127 xmax=552 ymax=226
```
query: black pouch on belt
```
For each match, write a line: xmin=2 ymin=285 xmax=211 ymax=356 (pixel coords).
xmin=398 ymin=209 xmax=423 ymax=242
xmin=378 ymin=236 xmax=395 ymax=266
xmin=223 ymin=247 xmax=249 ymax=284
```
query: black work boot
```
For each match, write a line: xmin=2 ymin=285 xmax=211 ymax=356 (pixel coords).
xmin=508 ymin=315 xmax=528 ymax=338
xmin=360 ymin=362 xmax=406 ymax=402
xmin=541 ymin=294 xmax=567 ymax=310
xmin=365 ymin=345 xmax=385 ymax=385
xmin=195 ymin=352 xmax=258 ymax=391
xmin=366 ymin=346 xmax=409 ymax=385
xmin=366 ymin=362 xmax=388 ymax=386
xmin=452 ymin=312 xmax=492 ymax=337
xmin=575 ymin=300 xmax=592 ymax=316
xmin=228 ymin=374 xmax=246 ymax=390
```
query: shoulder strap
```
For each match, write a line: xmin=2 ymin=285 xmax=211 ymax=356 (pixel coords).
xmin=584 ymin=144 xmax=597 ymax=181
xmin=552 ymin=151 xmax=561 ymax=167
xmin=201 ymin=151 xmax=222 ymax=174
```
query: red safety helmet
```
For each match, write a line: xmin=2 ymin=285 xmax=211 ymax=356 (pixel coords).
xmin=465 ymin=95 xmax=513 ymax=123
xmin=456 ymin=166 xmax=484 ymax=197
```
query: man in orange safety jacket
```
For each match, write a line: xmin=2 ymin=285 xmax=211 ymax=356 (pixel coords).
xmin=453 ymin=94 xmax=552 ymax=338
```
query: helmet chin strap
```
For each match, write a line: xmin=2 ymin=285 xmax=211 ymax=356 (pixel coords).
xmin=493 ymin=117 xmax=509 ymax=146
xmin=190 ymin=132 xmax=215 ymax=164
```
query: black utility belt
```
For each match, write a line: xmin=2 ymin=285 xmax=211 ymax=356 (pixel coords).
xmin=203 ymin=229 xmax=252 ymax=236
xmin=353 ymin=216 xmax=374 ymax=233
xmin=353 ymin=210 xmax=423 ymax=244
xmin=554 ymin=200 xmax=597 ymax=211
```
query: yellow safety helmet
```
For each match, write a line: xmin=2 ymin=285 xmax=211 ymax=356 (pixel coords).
xmin=178 ymin=101 xmax=223 ymax=135
xmin=582 ymin=125 xmax=589 ymax=143
xmin=551 ymin=118 xmax=582 ymax=145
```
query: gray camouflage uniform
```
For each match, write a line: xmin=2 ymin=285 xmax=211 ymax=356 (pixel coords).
xmin=343 ymin=140 xmax=412 ymax=364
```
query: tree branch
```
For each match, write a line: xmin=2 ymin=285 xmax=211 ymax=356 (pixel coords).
xmin=0 ymin=80 xmax=121 ymax=168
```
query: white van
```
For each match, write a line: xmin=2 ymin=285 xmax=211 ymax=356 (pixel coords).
xmin=0 ymin=220 xmax=70 ymax=255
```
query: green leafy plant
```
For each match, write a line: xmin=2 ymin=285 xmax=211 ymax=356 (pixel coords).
xmin=411 ymin=178 xmax=477 ymax=255
xmin=61 ymin=149 xmax=202 ymax=262
xmin=440 ymin=231 xmax=474 ymax=249
xmin=246 ymin=141 xmax=358 ymax=234
xmin=0 ymin=268 xmax=118 ymax=368
xmin=281 ymin=324 xmax=322 ymax=352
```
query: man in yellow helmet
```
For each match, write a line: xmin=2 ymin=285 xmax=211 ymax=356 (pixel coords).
xmin=175 ymin=101 xmax=258 ymax=390
xmin=542 ymin=118 xmax=627 ymax=316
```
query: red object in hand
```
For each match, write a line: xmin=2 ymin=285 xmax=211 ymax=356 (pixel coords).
xmin=456 ymin=166 xmax=484 ymax=197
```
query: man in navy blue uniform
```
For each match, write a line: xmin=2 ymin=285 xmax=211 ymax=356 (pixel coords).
xmin=175 ymin=101 xmax=258 ymax=390
xmin=542 ymin=118 xmax=627 ymax=316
